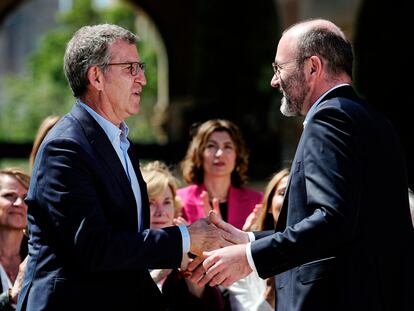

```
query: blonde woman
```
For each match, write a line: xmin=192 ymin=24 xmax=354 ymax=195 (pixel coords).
xmin=29 ymin=115 xmax=60 ymax=171
xmin=228 ymin=168 xmax=289 ymax=311
xmin=0 ymin=168 xmax=30 ymax=310
xmin=142 ymin=161 xmax=228 ymax=311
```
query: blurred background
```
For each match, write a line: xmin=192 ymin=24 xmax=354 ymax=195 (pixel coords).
xmin=0 ymin=0 xmax=413 ymax=189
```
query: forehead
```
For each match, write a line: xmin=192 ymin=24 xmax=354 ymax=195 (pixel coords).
xmin=0 ymin=174 xmax=26 ymax=192
xmin=276 ymin=31 xmax=299 ymax=61
xmin=276 ymin=175 xmax=289 ymax=191
xmin=277 ymin=175 xmax=289 ymax=189
xmin=109 ymin=39 xmax=140 ymax=61
xmin=208 ymin=130 xmax=233 ymax=142
xmin=152 ymin=186 xmax=173 ymax=200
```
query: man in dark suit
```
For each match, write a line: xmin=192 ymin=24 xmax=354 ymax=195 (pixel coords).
xmin=189 ymin=18 xmax=414 ymax=311
xmin=16 ymin=24 xmax=228 ymax=311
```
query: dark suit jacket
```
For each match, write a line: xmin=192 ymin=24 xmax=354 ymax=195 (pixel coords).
xmin=251 ymin=86 xmax=414 ymax=311
xmin=16 ymin=104 xmax=183 ymax=311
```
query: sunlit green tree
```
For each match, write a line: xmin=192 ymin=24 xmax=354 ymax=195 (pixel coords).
xmin=0 ymin=0 xmax=158 ymax=143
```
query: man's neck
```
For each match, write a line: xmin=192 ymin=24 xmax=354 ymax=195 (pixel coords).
xmin=79 ymin=95 xmax=122 ymax=127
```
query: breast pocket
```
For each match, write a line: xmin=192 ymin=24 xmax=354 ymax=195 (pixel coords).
xmin=298 ymin=256 xmax=336 ymax=284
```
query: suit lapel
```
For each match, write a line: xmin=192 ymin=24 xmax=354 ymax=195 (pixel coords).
xmin=276 ymin=132 xmax=305 ymax=232
xmin=70 ymin=104 xmax=137 ymax=208
xmin=276 ymin=185 xmax=289 ymax=231
xmin=276 ymin=86 xmax=359 ymax=232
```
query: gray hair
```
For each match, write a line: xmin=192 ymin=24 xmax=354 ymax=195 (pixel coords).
xmin=291 ymin=19 xmax=354 ymax=79
xmin=63 ymin=24 xmax=138 ymax=97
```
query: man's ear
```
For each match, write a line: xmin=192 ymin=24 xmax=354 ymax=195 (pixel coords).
xmin=86 ymin=66 xmax=103 ymax=91
xmin=308 ymin=56 xmax=322 ymax=76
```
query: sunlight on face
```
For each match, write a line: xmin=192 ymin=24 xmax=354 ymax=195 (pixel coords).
xmin=0 ymin=175 xmax=28 ymax=230
xmin=149 ymin=187 xmax=175 ymax=229
xmin=102 ymin=40 xmax=146 ymax=123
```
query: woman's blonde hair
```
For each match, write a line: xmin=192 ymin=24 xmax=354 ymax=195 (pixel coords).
xmin=256 ymin=168 xmax=290 ymax=231
xmin=30 ymin=115 xmax=61 ymax=171
xmin=141 ymin=161 xmax=182 ymax=217
xmin=0 ymin=167 xmax=31 ymax=190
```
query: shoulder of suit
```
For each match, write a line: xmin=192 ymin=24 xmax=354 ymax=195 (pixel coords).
xmin=317 ymin=95 xmax=369 ymax=120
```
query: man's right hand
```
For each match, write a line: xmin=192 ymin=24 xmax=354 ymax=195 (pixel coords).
xmin=208 ymin=211 xmax=250 ymax=244
xmin=187 ymin=217 xmax=231 ymax=256
xmin=185 ymin=212 xmax=250 ymax=279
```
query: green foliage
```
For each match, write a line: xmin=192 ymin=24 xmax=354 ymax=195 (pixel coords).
xmin=59 ymin=0 xmax=101 ymax=28
xmin=0 ymin=159 xmax=29 ymax=173
xmin=0 ymin=0 xmax=158 ymax=143
xmin=99 ymin=2 xmax=136 ymax=31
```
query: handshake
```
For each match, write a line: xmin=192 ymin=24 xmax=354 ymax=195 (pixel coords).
xmin=185 ymin=212 xmax=253 ymax=287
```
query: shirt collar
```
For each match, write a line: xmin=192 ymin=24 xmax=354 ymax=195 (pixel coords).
xmin=78 ymin=100 xmax=129 ymax=144
xmin=303 ymin=83 xmax=350 ymax=128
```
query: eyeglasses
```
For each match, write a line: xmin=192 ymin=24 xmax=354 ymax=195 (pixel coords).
xmin=272 ymin=59 xmax=299 ymax=78
xmin=272 ymin=56 xmax=312 ymax=78
xmin=107 ymin=62 xmax=146 ymax=76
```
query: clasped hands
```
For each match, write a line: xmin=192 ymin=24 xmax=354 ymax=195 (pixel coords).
xmin=187 ymin=211 xmax=253 ymax=288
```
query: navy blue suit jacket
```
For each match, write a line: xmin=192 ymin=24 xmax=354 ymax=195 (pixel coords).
xmin=17 ymin=104 xmax=182 ymax=311
xmin=251 ymin=86 xmax=414 ymax=311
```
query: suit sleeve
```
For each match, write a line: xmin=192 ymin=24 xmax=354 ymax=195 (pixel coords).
xmin=251 ymin=104 xmax=363 ymax=278
xmin=29 ymin=137 xmax=183 ymax=272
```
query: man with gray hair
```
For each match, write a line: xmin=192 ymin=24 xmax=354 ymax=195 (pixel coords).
xmin=16 ymin=24 xmax=229 ymax=311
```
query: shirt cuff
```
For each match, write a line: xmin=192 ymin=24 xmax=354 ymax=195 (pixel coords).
xmin=246 ymin=242 xmax=258 ymax=272
xmin=178 ymin=225 xmax=190 ymax=253
xmin=247 ymin=231 xmax=256 ymax=242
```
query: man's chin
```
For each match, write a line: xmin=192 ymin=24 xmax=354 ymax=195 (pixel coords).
xmin=128 ymin=103 xmax=141 ymax=116
xmin=280 ymin=103 xmax=298 ymax=117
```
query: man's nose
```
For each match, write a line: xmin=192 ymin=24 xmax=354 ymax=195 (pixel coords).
xmin=135 ymin=71 xmax=147 ymax=86
xmin=270 ymin=73 xmax=280 ymax=88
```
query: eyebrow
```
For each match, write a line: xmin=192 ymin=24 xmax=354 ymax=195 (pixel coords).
xmin=0 ymin=189 xmax=17 ymax=194
xmin=206 ymin=140 xmax=234 ymax=147
xmin=0 ymin=189 xmax=27 ymax=195
xmin=112 ymin=60 xmax=141 ymax=64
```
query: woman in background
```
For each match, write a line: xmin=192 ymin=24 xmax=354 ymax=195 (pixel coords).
xmin=142 ymin=161 xmax=228 ymax=311
xmin=0 ymin=168 xmax=30 ymax=311
xmin=178 ymin=119 xmax=263 ymax=230
xmin=1 ymin=115 xmax=60 ymax=310
xmin=29 ymin=115 xmax=60 ymax=170
xmin=230 ymin=168 xmax=290 ymax=311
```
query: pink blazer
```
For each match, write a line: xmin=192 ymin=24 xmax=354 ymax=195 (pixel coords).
xmin=177 ymin=184 xmax=263 ymax=230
